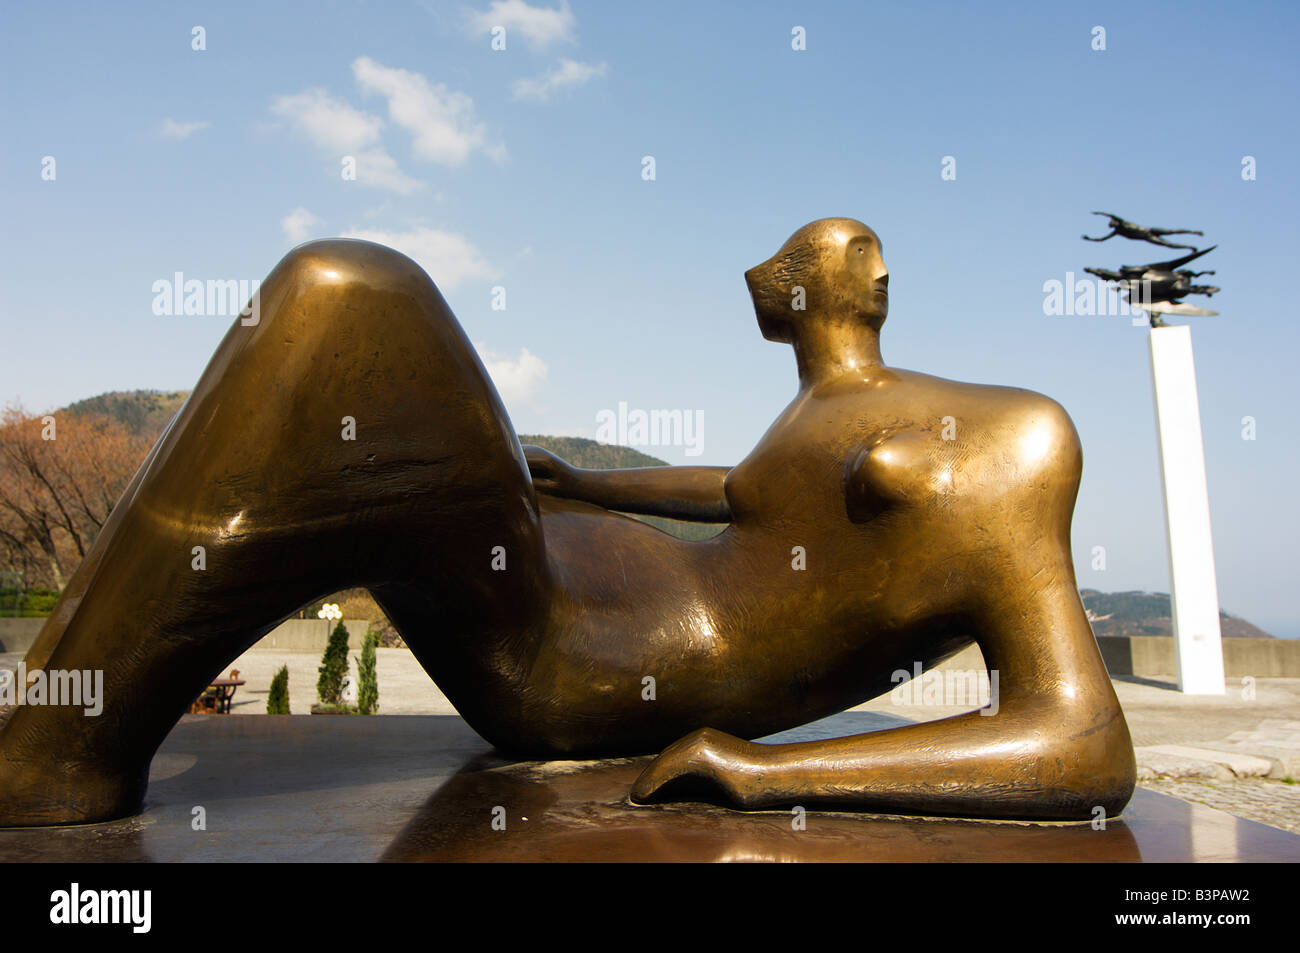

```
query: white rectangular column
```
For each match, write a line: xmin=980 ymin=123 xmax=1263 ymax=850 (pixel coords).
xmin=1148 ymin=325 xmax=1225 ymax=694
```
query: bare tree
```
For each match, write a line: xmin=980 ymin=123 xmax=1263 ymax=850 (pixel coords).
xmin=0 ymin=405 xmax=153 ymax=590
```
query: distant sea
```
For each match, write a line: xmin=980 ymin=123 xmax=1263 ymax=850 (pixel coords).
xmin=1259 ymin=622 xmax=1300 ymax=639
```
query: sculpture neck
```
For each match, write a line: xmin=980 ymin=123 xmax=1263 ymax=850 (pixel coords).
xmin=793 ymin=318 xmax=885 ymax=388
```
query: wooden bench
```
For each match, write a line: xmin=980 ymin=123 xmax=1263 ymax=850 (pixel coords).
xmin=188 ymin=669 xmax=246 ymax=714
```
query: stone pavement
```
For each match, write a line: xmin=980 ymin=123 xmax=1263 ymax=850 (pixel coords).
xmin=2 ymin=649 xmax=1298 ymax=833
xmin=1102 ymin=676 xmax=1300 ymax=834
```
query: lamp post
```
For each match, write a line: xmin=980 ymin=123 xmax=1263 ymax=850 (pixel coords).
xmin=317 ymin=602 xmax=342 ymax=642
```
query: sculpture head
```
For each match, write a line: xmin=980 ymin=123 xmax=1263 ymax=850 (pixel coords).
xmin=744 ymin=218 xmax=889 ymax=343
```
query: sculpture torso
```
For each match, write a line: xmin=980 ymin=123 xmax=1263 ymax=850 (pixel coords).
xmin=492 ymin=366 xmax=1080 ymax=756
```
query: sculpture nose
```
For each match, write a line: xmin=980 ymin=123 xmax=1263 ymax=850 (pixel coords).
xmin=744 ymin=259 xmax=773 ymax=291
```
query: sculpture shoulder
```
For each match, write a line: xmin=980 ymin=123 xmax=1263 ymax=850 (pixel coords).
xmin=888 ymin=366 xmax=1068 ymax=408
xmin=844 ymin=373 xmax=1082 ymax=521
xmin=886 ymin=368 xmax=1081 ymax=455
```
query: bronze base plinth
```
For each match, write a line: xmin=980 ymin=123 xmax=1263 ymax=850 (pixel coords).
xmin=0 ymin=715 xmax=1292 ymax=863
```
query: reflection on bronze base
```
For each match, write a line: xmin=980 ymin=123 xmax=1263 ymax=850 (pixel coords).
xmin=2 ymin=717 xmax=1293 ymax=863
xmin=383 ymin=757 xmax=1147 ymax=863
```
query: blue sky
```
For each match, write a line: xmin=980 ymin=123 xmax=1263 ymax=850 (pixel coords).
xmin=2 ymin=1 xmax=1298 ymax=635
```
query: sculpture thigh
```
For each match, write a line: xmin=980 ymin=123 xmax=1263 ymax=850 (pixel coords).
xmin=0 ymin=240 xmax=547 ymax=825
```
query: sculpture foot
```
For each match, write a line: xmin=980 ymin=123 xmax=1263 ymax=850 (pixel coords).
xmin=0 ymin=746 xmax=146 ymax=828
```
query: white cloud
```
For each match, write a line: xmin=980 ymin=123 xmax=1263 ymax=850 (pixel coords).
xmin=270 ymin=62 xmax=500 ymax=192
xmin=467 ymin=0 xmax=575 ymax=50
xmin=352 ymin=148 xmax=426 ymax=195
xmin=476 ymin=345 xmax=548 ymax=407
xmin=511 ymin=58 xmax=607 ymax=102
xmin=352 ymin=56 xmax=502 ymax=165
xmin=269 ymin=87 xmax=425 ymax=193
xmin=281 ymin=207 xmax=322 ymax=244
xmin=269 ymin=88 xmax=383 ymax=152
xmin=339 ymin=225 xmax=498 ymax=290
xmin=159 ymin=118 xmax=210 ymax=139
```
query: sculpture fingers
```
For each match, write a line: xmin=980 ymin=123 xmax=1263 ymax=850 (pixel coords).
xmin=629 ymin=728 xmax=758 ymax=807
xmin=521 ymin=444 xmax=558 ymax=475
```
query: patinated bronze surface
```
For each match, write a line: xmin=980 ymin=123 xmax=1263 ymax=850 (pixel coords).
xmin=0 ymin=218 xmax=1135 ymax=827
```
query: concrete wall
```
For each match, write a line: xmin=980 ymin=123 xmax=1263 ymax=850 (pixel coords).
xmin=0 ymin=617 xmax=371 ymax=655
xmin=1096 ymin=636 xmax=1300 ymax=678
xmin=844 ymin=638 xmax=1300 ymax=679
xmin=2 ymin=618 xmax=1296 ymax=676
xmin=253 ymin=619 xmax=371 ymax=651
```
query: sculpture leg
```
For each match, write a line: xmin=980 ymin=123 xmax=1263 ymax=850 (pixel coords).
xmin=1143 ymin=235 xmax=1199 ymax=250
xmin=0 ymin=240 xmax=546 ymax=826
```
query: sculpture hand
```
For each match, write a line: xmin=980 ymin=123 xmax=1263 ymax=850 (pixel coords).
xmin=630 ymin=727 xmax=770 ymax=809
xmin=522 ymin=445 xmax=581 ymax=497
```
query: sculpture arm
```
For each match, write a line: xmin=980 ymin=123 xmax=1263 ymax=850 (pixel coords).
xmin=523 ymin=445 xmax=732 ymax=523
xmin=630 ymin=699 xmax=1133 ymax=820
xmin=632 ymin=516 xmax=1137 ymax=819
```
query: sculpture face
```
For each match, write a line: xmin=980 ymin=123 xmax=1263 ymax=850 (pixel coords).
xmin=744 ymin=217 xmax=889 ymax=343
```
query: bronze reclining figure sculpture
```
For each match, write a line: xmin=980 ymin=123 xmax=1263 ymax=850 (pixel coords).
xmin=0 ymin=218 xmax=1135 ymax=826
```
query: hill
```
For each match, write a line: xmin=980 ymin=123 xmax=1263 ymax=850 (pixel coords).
xmin=39 ymin=393 xmax=1278 ymax=633
xmin=517 ymin=434 xmax=668 ymax=470
xmin=46 ymin=392 xmax=724 ymax=542
xmin=1080 ymin=589 xmax=1273 ymax=639
xmin=51 ymin=396 xmax=679 ymax=472
xmin=63 ymin=389 xmax=188 ymax=438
